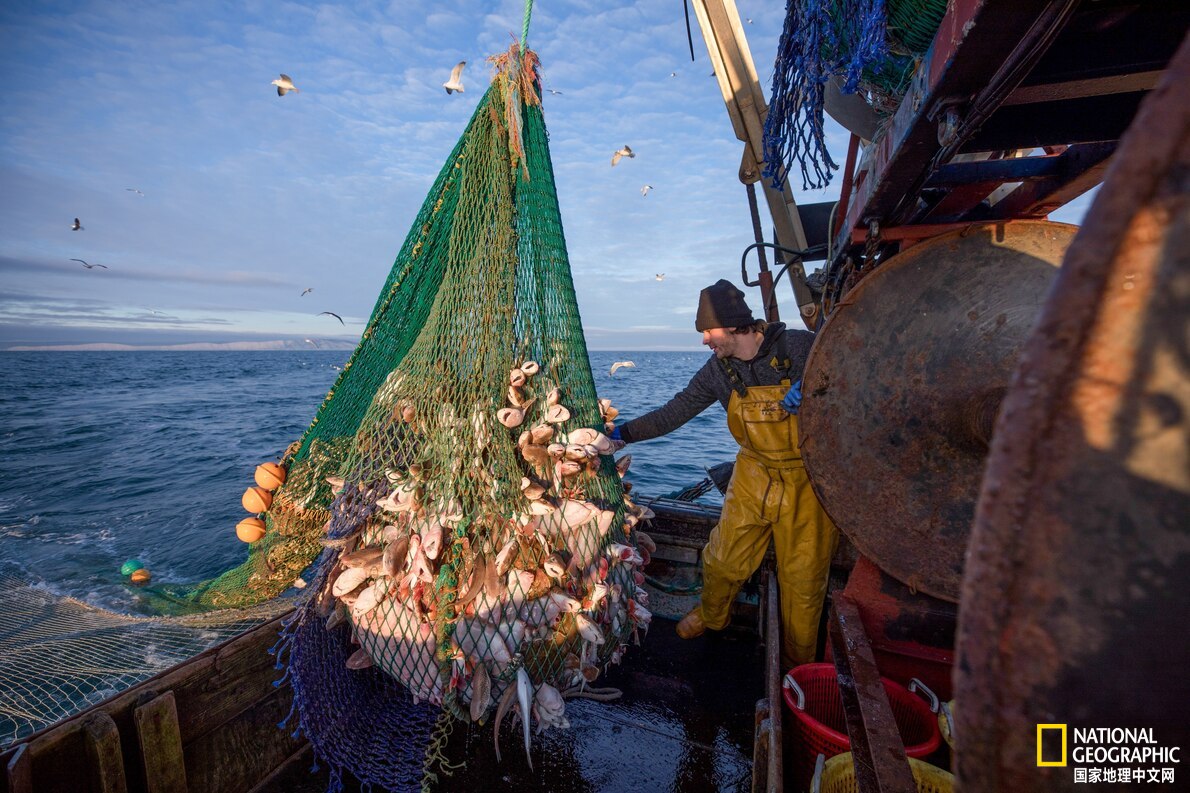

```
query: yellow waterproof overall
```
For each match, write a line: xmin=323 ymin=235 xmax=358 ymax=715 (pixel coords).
xmin=699 ymin=381 xmax=838 ymax=665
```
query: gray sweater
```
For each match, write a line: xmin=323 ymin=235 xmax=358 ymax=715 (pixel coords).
xmin=618 ymin=323 xmax=815 ymax=443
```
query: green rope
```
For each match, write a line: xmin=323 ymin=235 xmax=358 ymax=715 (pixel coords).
xmin=420 ymin=709 xmax=462 ymax=793
xmin=520 ymin=0 xmax=533 ymax=52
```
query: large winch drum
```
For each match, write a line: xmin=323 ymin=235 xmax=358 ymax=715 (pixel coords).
xmin=799 ymin=220 xmax=1077 ymax=602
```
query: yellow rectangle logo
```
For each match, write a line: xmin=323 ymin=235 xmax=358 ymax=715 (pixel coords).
xmin=1037 ymin=724 xmax=1068 ymax=766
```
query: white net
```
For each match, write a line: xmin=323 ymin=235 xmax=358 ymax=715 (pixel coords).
xmin=0 ymin=571 xmax=290 ymax=745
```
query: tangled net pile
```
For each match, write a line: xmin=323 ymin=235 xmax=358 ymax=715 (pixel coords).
xmin=240 ymin=46 xmax=654 ymax=791
xmin=763 ymin=0 xmax=950 ymax=191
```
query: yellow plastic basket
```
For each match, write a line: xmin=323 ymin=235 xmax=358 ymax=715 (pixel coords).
xmin=812 ymin=752 xmax=954 ymax=793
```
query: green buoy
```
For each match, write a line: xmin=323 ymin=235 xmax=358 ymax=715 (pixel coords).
xmin=121 ymin=559 xmax=145 ymax=576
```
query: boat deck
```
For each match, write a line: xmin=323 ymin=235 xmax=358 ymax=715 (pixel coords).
xmin=263 ymin=613 xmax=764 ymax=793
xmin=0 ymin=497 xmax=780 ymax=793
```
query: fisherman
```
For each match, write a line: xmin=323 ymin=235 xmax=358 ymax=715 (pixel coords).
xmin=611 ymin=279 xmax=837 ymax=666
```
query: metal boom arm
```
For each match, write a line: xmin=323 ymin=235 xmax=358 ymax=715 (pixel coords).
xmin=691 ymin=0 xmax=819 ymax=329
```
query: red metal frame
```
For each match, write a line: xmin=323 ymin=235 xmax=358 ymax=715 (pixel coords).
xmin=827 ymin=0 xmax=1184 ymax=265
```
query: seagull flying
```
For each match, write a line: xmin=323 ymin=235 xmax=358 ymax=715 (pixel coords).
xmin=611 ymin=146 xmax=635 ymax=167
xmin=304 ymin=338 xmax=319 ymax=348
xmin=443 ymin=61 xmax=466 ymax=94
xmin=301 ymin=288 xmax=314 ymax=296
xmin=272 ymin=74 xmax=299 ymax=96
xmin=655 ymin=273 xmax=665 ymax=281
xmin=71 ymin=218 xmax=83 ymax=231
xmin=609 ymin=361 xmax=637 ymax=376
xmin=669 ymin=72 xmax=677 ymax=78
xmin=126 ymin=188 xmax=144 ymax=196
xmin=70 ymin=258 xmax=107 ymax=269
xmin=641 ymin=185 xmax=654 ymax=197
xmin=547 ymin=88 xmax=563 ymax=95
xmin=319 ymin=311 xmax=345 ymax=325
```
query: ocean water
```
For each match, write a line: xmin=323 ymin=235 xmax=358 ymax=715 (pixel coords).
xmin=0 ymin=350 xmax=735 ymax=614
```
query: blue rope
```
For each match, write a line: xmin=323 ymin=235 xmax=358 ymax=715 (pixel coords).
xmin=763 ymin=0 xmax=891 ymax=191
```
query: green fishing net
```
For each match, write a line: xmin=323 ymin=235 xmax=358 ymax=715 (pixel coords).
xmin=167 ymin=46 xmax=655 ymax=776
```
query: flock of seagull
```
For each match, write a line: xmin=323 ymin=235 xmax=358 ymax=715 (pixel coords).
xmin=62 ymin=60 xmax=672 ymax=334
xmin=276 ymin=64 xmax=657 ymax=197
xmin=66 ymin=197 xmax=348 ymax=325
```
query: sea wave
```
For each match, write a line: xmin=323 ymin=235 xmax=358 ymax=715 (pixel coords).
xmin=0 ymin=350 xmax=736 ymax=609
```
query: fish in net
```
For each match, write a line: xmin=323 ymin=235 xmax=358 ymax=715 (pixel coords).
xmin=258 ymin=45 xmax=655 ymax=790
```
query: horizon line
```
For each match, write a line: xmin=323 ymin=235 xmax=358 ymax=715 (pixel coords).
xmin=4 ymin=343 xmax=708 ymax=353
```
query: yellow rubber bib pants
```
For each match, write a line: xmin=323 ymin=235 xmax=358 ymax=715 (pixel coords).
xmin=699 ymin=381 xmax=838 ymax=666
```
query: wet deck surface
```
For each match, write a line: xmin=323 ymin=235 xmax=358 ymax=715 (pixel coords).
xmin=266 ymin=615 xmax=764 ymax=793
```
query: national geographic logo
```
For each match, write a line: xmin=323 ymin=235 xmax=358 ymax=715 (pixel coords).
xmin=1038 ymin=724 xmax=1068 ymax=767
xmin=1037 ymin=724 xmax=1181 ymax=784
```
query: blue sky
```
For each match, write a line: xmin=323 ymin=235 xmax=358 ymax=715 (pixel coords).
xmin=0 ymin=1 xmax=1093 ymax=350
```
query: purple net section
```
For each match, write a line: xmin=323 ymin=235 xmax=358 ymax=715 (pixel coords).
xmin=275 ymin=549 xmax=441 ymax=793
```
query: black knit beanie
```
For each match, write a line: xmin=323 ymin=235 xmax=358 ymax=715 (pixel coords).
xmin=695 ymin=279 xmax=755 ymax=331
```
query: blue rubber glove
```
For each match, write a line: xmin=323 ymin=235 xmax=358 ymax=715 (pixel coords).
xmin=781 ymin=380 xmax=803 ymax=415
xmin=609 ymin=426 xmax=623 ymax=441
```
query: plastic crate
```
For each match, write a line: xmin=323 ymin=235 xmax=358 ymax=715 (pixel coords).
xmin=783 ymin=663 xmax=941 ymax=790
xmin=812 ymin=752 xmax=954 ymax=793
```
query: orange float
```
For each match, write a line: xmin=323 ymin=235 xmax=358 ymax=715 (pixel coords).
xmin=254 ymin=462 xmax=287 ymax=490
xmin=236 ymin=517 xmax=267 ymax=543
xmin=242 ymin=486 xmax=273 ymax=514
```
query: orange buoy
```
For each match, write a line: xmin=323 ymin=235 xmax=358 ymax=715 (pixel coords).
xmin=236 ymin=517 xmax=267 ymax=543
xmin=254 ymin=462 xmax=287 ymax=490
xmin=242 ymin=486 xmax=273 ymax=514
xmin=130 ymin=568 xmax=152 ymax=584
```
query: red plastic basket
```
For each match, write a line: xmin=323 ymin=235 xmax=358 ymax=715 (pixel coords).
xmin=783 ymin=663 xmax=941 ymax=790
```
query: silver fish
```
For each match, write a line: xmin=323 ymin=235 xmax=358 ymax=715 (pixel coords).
xmin=516 ymin=667 xmax=534 ymax=769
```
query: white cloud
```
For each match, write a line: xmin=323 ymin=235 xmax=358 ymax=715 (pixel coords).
xmin=2 ymin=0 xmax=1082 ymax=350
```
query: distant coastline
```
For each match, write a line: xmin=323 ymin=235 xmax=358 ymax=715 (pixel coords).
xmin=4 ymin=339 xmax=359 ymax=352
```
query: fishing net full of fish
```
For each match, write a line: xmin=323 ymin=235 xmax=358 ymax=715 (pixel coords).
xmin=211 ymin=45 xmax=653 ymax=791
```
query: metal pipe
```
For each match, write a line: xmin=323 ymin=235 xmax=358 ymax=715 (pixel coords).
xmin=835 ymin=134 xmax=861 ymax=240
xmin=765 ymin=569 xmax=783 ymax=793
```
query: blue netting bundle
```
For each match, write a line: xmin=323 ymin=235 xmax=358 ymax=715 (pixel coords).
xmin=763 ymin=0 xmax=890 ymax=191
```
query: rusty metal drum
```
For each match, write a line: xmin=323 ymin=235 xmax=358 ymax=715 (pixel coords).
xmin=955 ymin=42 xmax=1190 ymax=792
xmin=799 ymin=220 xmax=1077 ymax=602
